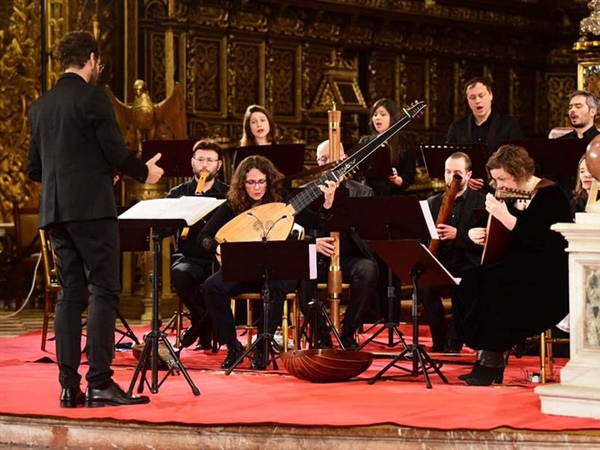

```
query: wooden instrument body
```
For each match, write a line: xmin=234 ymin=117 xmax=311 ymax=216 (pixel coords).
xmin=215 ymin=202 xmax=296 ymax=243
xmin=481 ymin=188 xmax=532 ymax=265
xmin=428 ymin=173 xmax=462 ymax=256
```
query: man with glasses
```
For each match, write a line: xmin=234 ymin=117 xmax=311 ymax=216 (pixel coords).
xmin=27 ymin=30 xmax=163 ymax=407
xmin=167 ymin=139 xmax=229 ymax=351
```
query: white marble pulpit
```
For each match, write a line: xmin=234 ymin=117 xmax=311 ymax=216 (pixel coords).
xmin=536 ymin=213 xmax=600 ymax=419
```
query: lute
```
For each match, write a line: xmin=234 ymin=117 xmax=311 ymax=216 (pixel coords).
xmin=480 ymin=187 xmax=533 ymax=265
xmin=215 ymin=101 xmax=427 ymax=243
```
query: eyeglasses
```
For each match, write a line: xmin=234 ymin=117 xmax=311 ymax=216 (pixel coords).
xmin=193 ymin=157 xmax=218 ymax=164
xmin=245 ymin=179 xmax=267 ymax=187
xmin=317 ymin=156 xmax=329 ymax=164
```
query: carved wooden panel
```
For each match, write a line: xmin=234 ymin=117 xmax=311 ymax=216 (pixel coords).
xmin=231 ymin=40 xmax=264 ymax=117
xmin=368 ymin=53 xmax=397 ymax=105
xmin=187 ymin=35 xmax=226 ymax=117
xmin=270 ymin=43 xmax=301 ymax=121
xmin=403 ymin=58 xmax=427 ymax=130
xmin=148 ymin=31 xmax=166 ymax=101
xmin=303 ymin=46 xmax=335 ymax=111
xmin=547 ymin=75 xmax=577 ymax=129
xmin=430 ymin=59 xmax=455 ymax=132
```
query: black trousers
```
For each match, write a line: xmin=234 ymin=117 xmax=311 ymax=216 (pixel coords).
xmin=170 ymin=254 xmax=213 ymax=334
xmin=203 ymin=269 xmax=296 ymax=346
xmin=299 ymin=256 xmax=378 ymax=331
xmin=49 ymin=219 xmax=120 ymax=390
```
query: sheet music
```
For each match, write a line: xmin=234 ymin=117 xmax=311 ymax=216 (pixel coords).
xmin=309 ymin=243 xmax=317 ymax=280
xmin=118 ymin=196 xmax=225 ymax=226
xmin=420 ymin=243 xmax=460 ymax=285
xmin=419 ymin=200 xmax=439 ymax=239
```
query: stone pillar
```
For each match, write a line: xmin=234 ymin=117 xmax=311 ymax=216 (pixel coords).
xmin=536 ymin=213 xmax=600 ymax=419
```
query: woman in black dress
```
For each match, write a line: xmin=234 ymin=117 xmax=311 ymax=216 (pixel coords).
xmin=452 ymin=145 xmax=571 ymax=385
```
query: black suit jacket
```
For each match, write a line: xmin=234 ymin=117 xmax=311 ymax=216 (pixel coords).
xmin=447 ymin=110 xmax=523 ymax=156
xmin=427 ymin=188 xmax=486 ymax=273
xmin=28 ymin=73 xmax=148 ymax=228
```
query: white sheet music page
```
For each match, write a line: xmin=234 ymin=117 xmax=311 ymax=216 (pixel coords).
xmin=421 ymin=243 xmax=461 ymax=285
xmin=419 ymin=200 xmax=439 ymax=239
xmin=118 ymin=196 xmax=225 ymax=226
xmin=309 ymin=243 xmax=317 ymax=280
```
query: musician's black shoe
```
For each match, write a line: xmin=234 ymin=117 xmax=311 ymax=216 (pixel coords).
xmin=464 ymin=365 xmax=504 ymax=386
xmin=458 ymin=361 xmax=480 ymax=381
xmin=180 ymin=325 xmax=200 ymax=348
xmin=250 ymin=348 xmax=268 ymax=370
xmin=85 ymin=381 xmax=150 ymax=407
xmin=429 ymin=343 xmax=446 ymax=353
xmin=194 ymin=333 xmax=214 ymax=351
xmin=221 ymin=341 xmax=243 ymax=369
xmin=444 ymin=339 xmax=464 ymax=354
xmin=60 ymin=387 xmax=85 ymax=408
xmin=340 ymin=333 xmax=359 ymax=351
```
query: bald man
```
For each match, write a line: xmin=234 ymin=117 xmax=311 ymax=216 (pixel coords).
xmin=299 ymin=140 xmax=378 ymax=350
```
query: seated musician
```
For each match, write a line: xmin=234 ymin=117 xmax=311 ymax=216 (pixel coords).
xmin=240 ymin=104 xmax=279 ymax=146
xmin=199 ymin=155 xmax=337 ymax=370
xmin=167 ymin=139 xmax=229 ymax=350
xmin=559 ymin=90 xmax=599 ymax=140
xmin=452 ymin=145 xmax=570 ymax=386
xmin=420 ymin=152 xmax=485 ymax=353
xmin=299 ymin=140 xmax=379 ymax=350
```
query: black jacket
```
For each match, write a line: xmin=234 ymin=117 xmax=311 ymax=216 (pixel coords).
xmin=447 ymin=110 xmax=523 ymax=156
xmin=28 ymin=73 xmax=148 ymax=227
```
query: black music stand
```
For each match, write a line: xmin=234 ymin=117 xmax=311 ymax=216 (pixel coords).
xmin=119 ymin=198 xmax=223 ymax=396
xmin=420 ymin=143 xmax=488 ymax=182
xmin=323 ymin=195 xmax=436 ymax=349
xmin=220 ymin=240 xmax=312 ymax=374
xmin=367 ymin=240 xmax=455 ymax=388
xmin=232 ymin=144 xmax=305 ymax=177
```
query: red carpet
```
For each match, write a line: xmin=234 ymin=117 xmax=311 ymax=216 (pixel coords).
xmin=1 ymin=327 xmax=599 ymax=432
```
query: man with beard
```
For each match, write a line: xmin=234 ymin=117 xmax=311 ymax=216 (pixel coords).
xmin=559 ymin=90 xmax=599 ymax=140
xmin=420 ymin=152 xmax=486 ymax=353
xmin=27 ymin=31 xmax=163 ymax=407
xmin=167 ymin=139 xmax=229 ymax=350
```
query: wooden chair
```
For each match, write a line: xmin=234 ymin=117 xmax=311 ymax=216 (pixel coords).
xmin=11 ymin=203 xmax=41 ymax=309
xmin=536 ymin=328 xmax=570 ymax=383
xmin=231 ymin=292 xmax=300 ymax=352
xmin=39 ymin=229 xmax=61 ymax=351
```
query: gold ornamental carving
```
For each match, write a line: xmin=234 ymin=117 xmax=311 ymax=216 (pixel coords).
xmin=0 ymin=0 xmax=43 ymax=221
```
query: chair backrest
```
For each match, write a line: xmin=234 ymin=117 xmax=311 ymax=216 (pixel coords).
xmin=39 ymin=229 xmax=60 ymax=289
xmin=13 ymin=203 xmax=40 ymax=260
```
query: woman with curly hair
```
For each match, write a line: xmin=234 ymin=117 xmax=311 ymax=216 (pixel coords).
xmin=200 ymin=155 xmax=336 ymax=370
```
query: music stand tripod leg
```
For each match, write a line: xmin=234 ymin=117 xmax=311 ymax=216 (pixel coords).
xmin=368 ymin=268 xmax=448 ymax=388
xmin=225 ymin=280 xmax=282 ymax=374
xmin=299 ymin=297 xmax=343 ymax=349
xmin=127 ymin=234 xmax=201 ymax=396
xmin=115 ymin=308 xmax=140 ymax=345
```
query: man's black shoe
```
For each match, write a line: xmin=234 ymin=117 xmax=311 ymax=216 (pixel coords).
xmin=60 ymin=387 xmax=85 ymax=408
xmin=180 ymin=325 xmax=200 ymax=348
xmin=429 ymin=344 xmax=446 ymax=353
xmin=85 ymin=382 xmax=150 ymax=407
xmin=444 ymin=339 xmax=464 ymax=354
xmin=221 ymin=341 xmax=243 ymax=369
xmin=250 ymin=349 xmax=268 ymax=370
xmin=340 ymin=333 xmax=359 ymax=351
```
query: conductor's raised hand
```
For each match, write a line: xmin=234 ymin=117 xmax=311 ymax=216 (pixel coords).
xmin=320 ymin=180 xmax=337 ymax=209
xmin=145 ymin=152 xmax=164 ymax=184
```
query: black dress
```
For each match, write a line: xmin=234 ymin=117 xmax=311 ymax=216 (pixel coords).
xmin=452 ymin=181 xmax=571 ymax=352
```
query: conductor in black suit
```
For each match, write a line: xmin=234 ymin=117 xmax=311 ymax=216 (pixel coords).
xmin=27 ymin=31 xmax=163 ymax=408
xmin=447 ymin=76 xmax=523 ymax=190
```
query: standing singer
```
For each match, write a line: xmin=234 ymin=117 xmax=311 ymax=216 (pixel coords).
xmin=452 ymin=145 xmax=570 ymax=386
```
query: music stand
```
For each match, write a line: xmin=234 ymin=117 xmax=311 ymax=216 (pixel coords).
xmin=232 ymin=144 xmax=305 ymax=178
xmin=420 ymin=143 xmax=488 ymax=182
xmin=323 ymin=195 xmax=437 ymax=349
xmin=119 ymin=197 xmax=224 ymax=396
xmin=220 ymin=240 xmax=313 ymax=374
xmin=367 ymin=240 xmax=456 ymax=388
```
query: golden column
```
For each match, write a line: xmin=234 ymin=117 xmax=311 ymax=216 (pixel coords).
xmin=574 ymin=1 xmax=600 ymax=95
